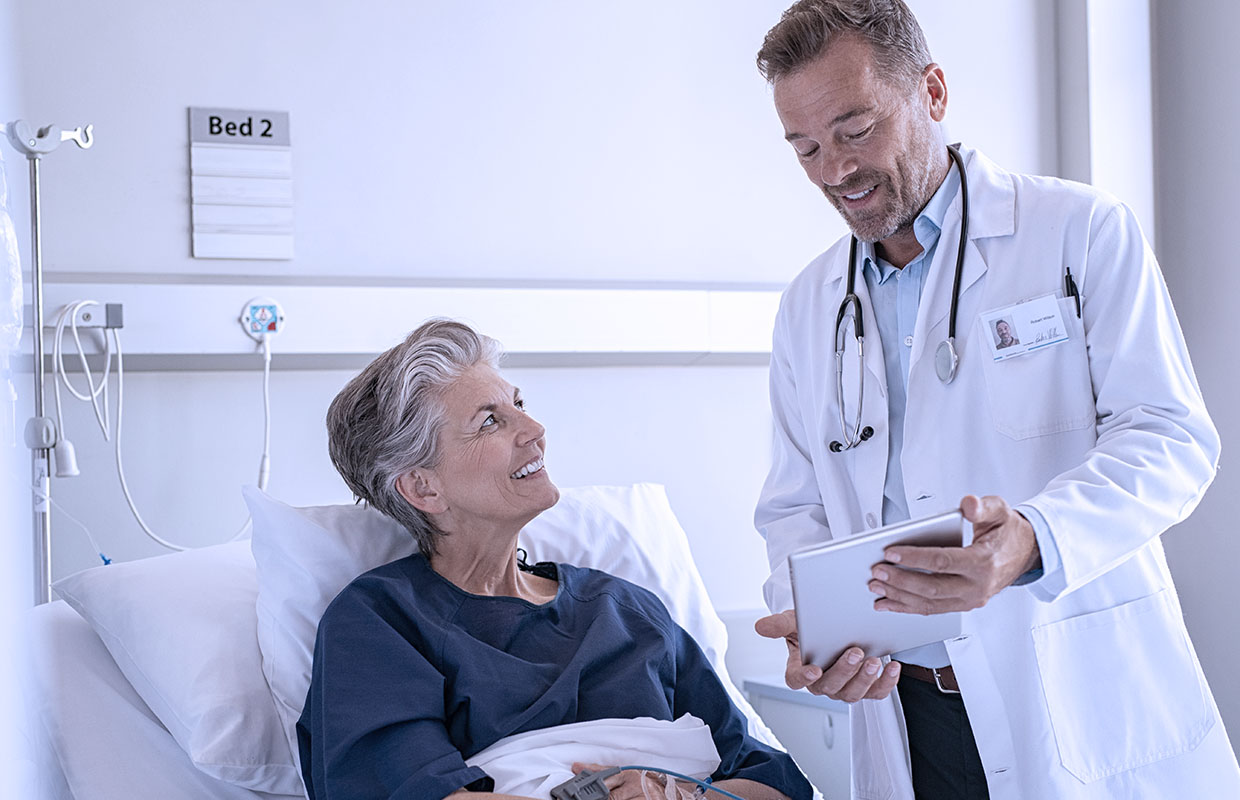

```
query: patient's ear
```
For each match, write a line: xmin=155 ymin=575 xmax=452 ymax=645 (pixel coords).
xmin=396 ymin=470 xmax=446 ymax=514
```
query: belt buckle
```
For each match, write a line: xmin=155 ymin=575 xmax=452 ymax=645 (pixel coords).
xmin=932 ymin=667 xmax=960 ymax=694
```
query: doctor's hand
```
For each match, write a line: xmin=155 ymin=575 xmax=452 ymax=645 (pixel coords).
xmin=755 ymin=610 xmax=901 ymax=702
xmin=870 ymin=494 xmax=1041 ymax=615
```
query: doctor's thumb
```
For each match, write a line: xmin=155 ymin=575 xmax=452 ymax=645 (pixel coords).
xmin=754 ymin=609 xmax=797 ymax=640
xmin=961 ymin=494 xmax=1011 ymax=525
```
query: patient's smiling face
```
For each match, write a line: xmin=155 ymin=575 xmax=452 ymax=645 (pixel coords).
xmin=405 ymin=364 xmax=559 ymax=535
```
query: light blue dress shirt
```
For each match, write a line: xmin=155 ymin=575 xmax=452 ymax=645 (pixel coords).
xmin=860 ymin=162 xmax=1059 ymax=669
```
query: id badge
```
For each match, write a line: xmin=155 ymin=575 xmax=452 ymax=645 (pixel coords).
xmin=980 ymin=294 xmax=1069 ymax=362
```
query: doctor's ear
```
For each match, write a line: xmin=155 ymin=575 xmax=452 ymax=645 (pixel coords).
xmin=921 ymin=63 xmax=948 ymax=122
xmin=396 ymin=470 xmax=446 ymax=514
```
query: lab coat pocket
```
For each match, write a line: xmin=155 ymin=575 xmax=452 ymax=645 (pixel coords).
xmin=1031 ymin=590 xmax=1215 ymax=783
xmin=979 ymin=298 xmax=1093 ymax=439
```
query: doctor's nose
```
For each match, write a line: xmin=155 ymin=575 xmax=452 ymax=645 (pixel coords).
xmin=817 ymin=149 xmax=856 ymax=190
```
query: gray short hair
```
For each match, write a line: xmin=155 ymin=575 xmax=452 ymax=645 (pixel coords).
xmin=326 ymin=318 xmax=502 ymax=557
xmin=756 ymin=0 xmax=932 ymax=90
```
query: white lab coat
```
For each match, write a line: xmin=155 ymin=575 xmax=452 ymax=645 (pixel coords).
xmin=757 ymin=147 xmax=1240 ymax=799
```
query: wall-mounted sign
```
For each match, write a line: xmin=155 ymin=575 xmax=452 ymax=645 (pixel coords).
xmin=189 ymin=107 xmax=293 ymax=260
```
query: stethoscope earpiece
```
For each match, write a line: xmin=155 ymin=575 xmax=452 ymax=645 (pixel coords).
xmin=829 ymin=426 xmax=873 ymax=454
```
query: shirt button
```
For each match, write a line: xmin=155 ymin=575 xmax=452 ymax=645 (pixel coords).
xmin=865 ymin=513 xmax=878 ymax=528
xmin=904 ymin=335 xmax=914 ymax=346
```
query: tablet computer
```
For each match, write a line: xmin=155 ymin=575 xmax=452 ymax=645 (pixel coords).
xmin=788 ymin=510 xmax=966 ymax=667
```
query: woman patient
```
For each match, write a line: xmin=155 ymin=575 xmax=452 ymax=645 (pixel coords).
xmin=297 ymin=319 xmax=811 ymax=800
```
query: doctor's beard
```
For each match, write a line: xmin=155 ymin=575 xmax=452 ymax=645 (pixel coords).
xmin=825 ymin=142 xmax=944 ymax=244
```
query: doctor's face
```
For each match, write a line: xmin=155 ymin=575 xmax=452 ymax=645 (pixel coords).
xmin=773 ymin=35 xmax=947 ymax=246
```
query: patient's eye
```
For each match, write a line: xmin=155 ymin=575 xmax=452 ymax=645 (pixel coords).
xmin=514 ymin=397 xmax=526 ymax=411
xmin=480 ymin=413 xmax=498 ymax=429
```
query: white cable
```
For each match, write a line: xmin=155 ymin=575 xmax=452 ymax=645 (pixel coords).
xmin=50 ymin=299 xmax=271 ymax=553
xmin=228 ymin=336 xmax=272 ymax=542
xmin=112 ymin=328 xmax=253 ymax=550
xmin=52 ymin=301 xmax=112 ymax=441
xmin=259 ymin=335 xmax=272 ymax=491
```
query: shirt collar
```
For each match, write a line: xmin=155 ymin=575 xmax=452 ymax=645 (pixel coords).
xmin=862 ymin=159 xmax=962 ymax=282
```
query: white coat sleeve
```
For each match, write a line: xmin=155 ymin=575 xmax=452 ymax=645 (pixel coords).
xmin=1022 ymin=201 xmax=1220 ymax=601
xmin=755 ymin=296 xmax=832 ymax=614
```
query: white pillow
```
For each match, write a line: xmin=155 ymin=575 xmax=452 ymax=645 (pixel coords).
xmin=245 ymin=483 xmax=778 ymax=765
xmin=51 ymin=540 xmax=303 ymax=795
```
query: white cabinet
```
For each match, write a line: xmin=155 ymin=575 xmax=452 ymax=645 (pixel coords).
xmin=744 ymin=677 xmax=850 ymax=797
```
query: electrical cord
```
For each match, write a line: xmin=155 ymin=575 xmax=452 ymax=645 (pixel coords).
xmin=113 ymin=329 xmax=256 ymax=550
xmin=259 ymin=336 xmax=272 ymax=491
xmin=53 ymin=301 xmax=112 ymax=442
xmin=49 ymin=302 xmax=274 ymax=552
xmin=230 ymin=336 xmax=273 ymax=542
xmin=552 ymin=766 xmax=744 ymax=800
xmin=619 ymin=767 xmax=745 ymax=800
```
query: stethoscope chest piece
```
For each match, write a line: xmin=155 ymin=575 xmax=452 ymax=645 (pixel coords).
xmin=935 ymin=338 xmax=959 ymax=384
xmin=830 ymin=144 xmax=969 ymax=453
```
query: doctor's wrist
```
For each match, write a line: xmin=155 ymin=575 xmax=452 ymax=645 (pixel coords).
xmin=1012 ymin=510 xmax=1043 ymax=585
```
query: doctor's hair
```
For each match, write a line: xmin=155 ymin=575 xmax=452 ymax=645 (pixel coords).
xmin=756 ymin=0 xmax=932 ymax=90
xmin=325 ymin=318 xmax=503 ymax=557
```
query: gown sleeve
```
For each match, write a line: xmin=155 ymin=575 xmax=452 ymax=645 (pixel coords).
xmin=296 ymin=584 xmax=492 ymax=800
xmin=669 ymin=622 xmax=814 ymax=800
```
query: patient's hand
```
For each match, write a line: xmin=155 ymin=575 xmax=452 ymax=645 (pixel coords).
xmin=569 ymin=762 xmax=693 ymax=799
xmin=754 ymin=609 xmax=900 ymax=702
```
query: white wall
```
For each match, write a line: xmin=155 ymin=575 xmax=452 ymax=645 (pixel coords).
xmin=1151 ymin=0 xmax=1240 ymax=743
xmin=11 ymin=0 xmax=1057 ymax=287
xmin=12 ymin=1 xmax=1061 ymax=619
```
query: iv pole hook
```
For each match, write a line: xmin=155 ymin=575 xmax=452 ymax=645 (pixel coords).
xmin=61 ymin=124 xmax=94 ymax=149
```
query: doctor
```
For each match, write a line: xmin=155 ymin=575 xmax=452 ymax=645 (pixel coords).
xmin=750 ymin=1 xmax=1240 ymax=798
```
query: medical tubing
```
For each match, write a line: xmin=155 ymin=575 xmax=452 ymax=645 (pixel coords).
xmin=43 ymin=491 xmax=110 ymax=565
xmin=617 ymin=767 xmax=746 ymax=800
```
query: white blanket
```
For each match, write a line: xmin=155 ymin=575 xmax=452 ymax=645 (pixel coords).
xmin=464 ymin=715 xmax=721 ymax=799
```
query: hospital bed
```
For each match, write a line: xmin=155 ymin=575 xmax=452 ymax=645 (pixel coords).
xmin=27 ymin=483 xmax=781 ymax=800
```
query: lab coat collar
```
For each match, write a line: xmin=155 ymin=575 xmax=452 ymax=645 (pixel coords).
xmin=818 ymin=145 xmax=1015 ymax=291
xmin=954 ymin=145 xmax=1016 ymax=241
xmin=909 ymin=146 xmax=1015 ymax=365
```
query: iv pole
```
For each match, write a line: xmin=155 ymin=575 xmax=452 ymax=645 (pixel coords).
xmin=2 ymin=120 xmax=93 ymax=604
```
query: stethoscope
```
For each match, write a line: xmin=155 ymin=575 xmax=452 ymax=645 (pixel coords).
xmin=830 ymin=144 xmax=970 ymax=453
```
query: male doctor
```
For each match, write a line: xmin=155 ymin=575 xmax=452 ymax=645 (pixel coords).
xmin=751 ymin=1 xmax=1240 ymax=798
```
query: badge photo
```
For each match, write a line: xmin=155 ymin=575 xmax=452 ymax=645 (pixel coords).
xmin=981 ymin=294 xmax=1069 ymax=361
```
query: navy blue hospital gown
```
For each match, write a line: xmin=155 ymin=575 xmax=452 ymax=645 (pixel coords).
xmin=297 ymin=554 xmax=812 ymax=800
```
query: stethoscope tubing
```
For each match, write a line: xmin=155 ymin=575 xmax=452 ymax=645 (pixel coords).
xmin=830 ymin=144 xmax=969 ymax=452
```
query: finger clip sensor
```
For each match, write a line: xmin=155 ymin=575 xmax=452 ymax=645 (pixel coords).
xmin=550 ymin=768 xmax=620 ymax=800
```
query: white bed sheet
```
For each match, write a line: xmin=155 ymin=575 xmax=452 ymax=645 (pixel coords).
xmin=28 ymin=601 xmax=302 ymax=800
